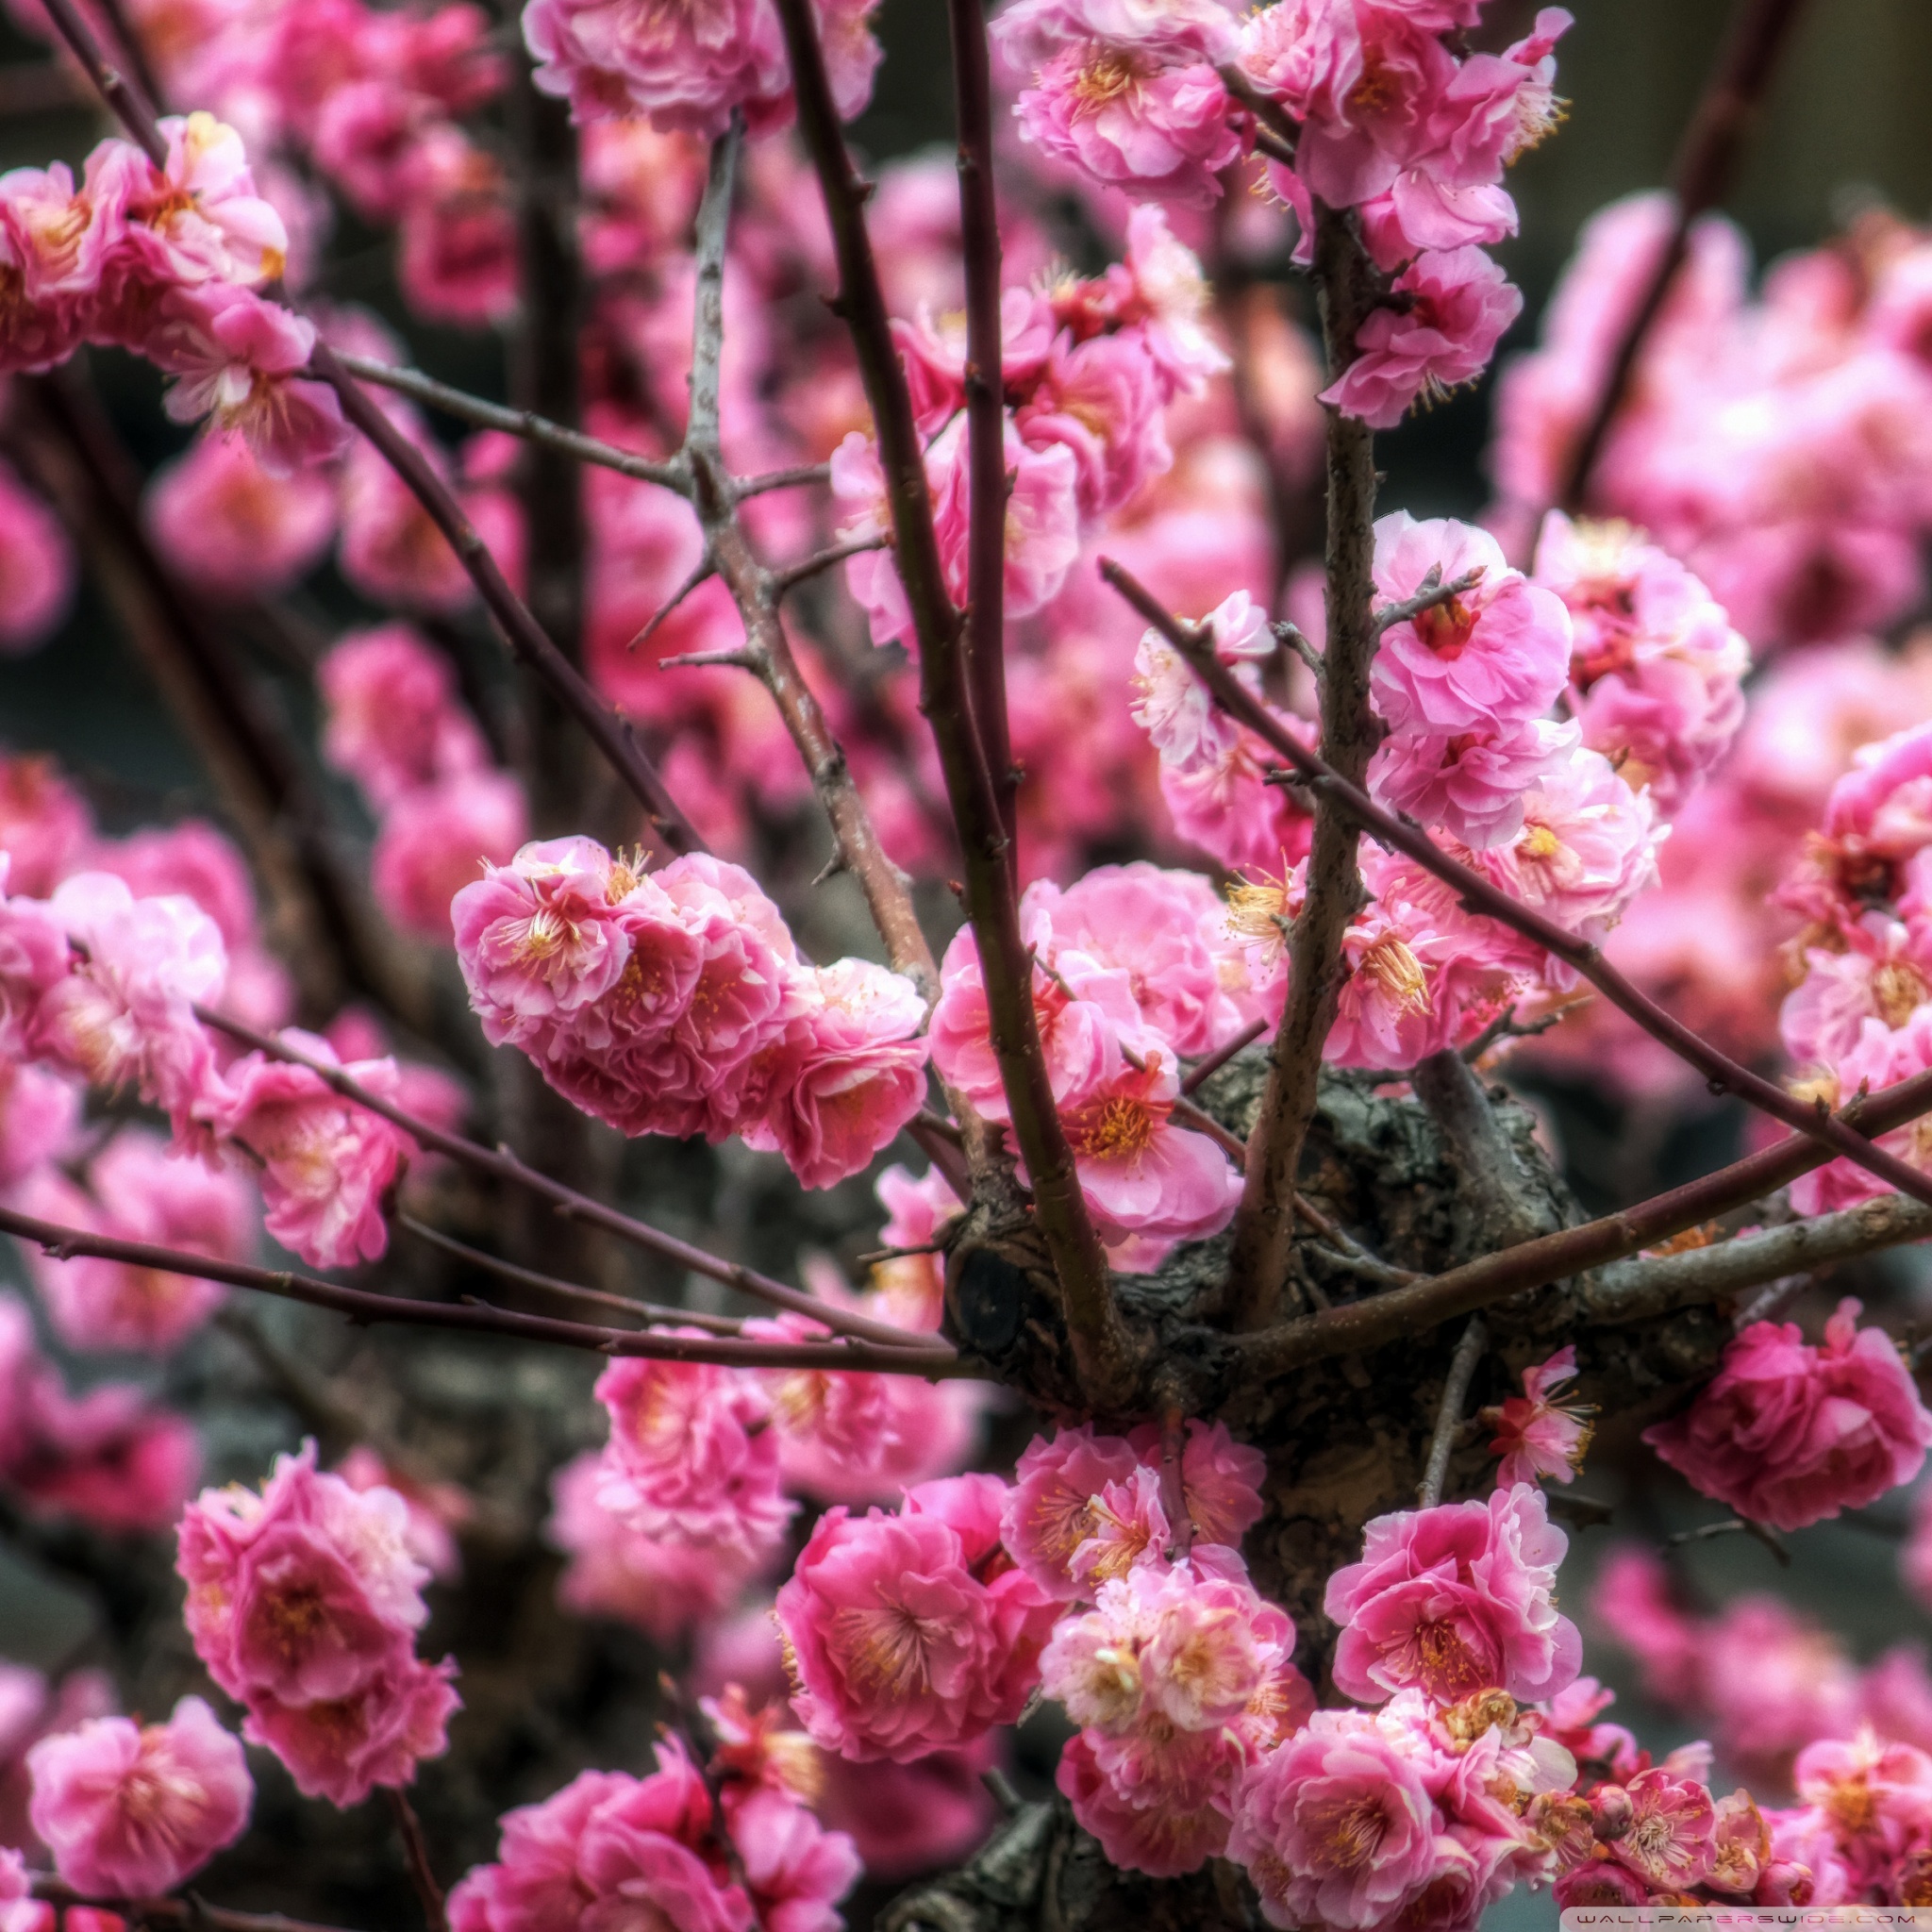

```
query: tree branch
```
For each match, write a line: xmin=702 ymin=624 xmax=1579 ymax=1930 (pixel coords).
xmin=1416 ymin=1316 xmax=1486 ymax=1507
xmin=948 ymin=0 xmax=1015 ymax=857
xmin=193 ymin=1006 xmax=951 ymax=1354
xmin=1234 ymin=1065 xmax=1932 ymax=1376
xmin=1558 ymin=0 xmax=1813 ymax=510
xmin=385 ymin=1788 xmax=449 ymax=1932
xmin=31 ymin=1876 xmax=362 ymax=1932
xmin=0 ymin=1201 xmax=973 ymax=1376
xmin=1099 ymin=557 xmax=1932 ymax=1216
xmin=1223 ymin=203 xmax=1382 ymax=1333
xmin=772 ymin=0 xmax=1129 ymax=1404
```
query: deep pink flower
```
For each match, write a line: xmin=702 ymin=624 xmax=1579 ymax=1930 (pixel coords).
xmin=0 ymin=756 xmax=91 ymax=899
xmin=1482 ymin=1344 xmax=1594 ymax=1489
xmin=1324 ymin=247 xmax=1523 ymax=429
xmin=0 ymin=459 xmax=70 ymax=656
xmin=1324 ymin=1483 xmax=1582 ymax=1706
xmin=1127 ymin=1416 xmax=1268 ymax=1551
xmin=592 ymin=1352 xmax=793 ymax=1559
xmin=26 ymin=1696 xmax=251 ymax=1896
xmin=145 ymin=430 xmax=338 ymax=602
xmin=1370 ymin=514 xmax=1573 ymax=738
xmin=776 ymin=1474 xmax=1058 ymax=1761
xmin=1228 ymin=1707 xmax=1442 ymax=1932
xmin=10 ymin=1375 xmax=199 ymax=1534
xmin=371 ymin=772 xmax=530 ymax=941
xmin=724 ymin=1783 xmax=859 ymax=1932
xmin=199 ymin=1030 xmax=411 ymax=1268
xmin=1586 ymin=1545 xmax=1702 ymax=1706
xmin=1642 ymin=1297 xmax=1932 ymax=1531
xmin=318 ymin=625 xmax=490 ymax=809
xmin=394 ymin=130 xmax=517 ymax=327
xmin=242 ymin=1654 xmax=460 ymax=1810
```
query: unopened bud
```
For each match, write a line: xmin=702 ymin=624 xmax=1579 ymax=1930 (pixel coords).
xmin=1591 ymin=1784 xmax=1633 ymax=1841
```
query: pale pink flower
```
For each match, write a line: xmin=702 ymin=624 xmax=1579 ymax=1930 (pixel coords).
xmin=1001 ymin=1424 xmax=1145 ymax=1598
xmin=776 ymin=1474 xmax=1058 ymax=1761
xmin=371 ymin=772 xmax=530 ymax=942
xmin=145 ymin=285 xmax=347 ymax=476
xmin=1642 ymin=1298 xmax=1932 ymax=1531
xmin=25 ymin=1129 xmax=252 ymax=1355
xmin=110 ymin=112 xmax=287 ymax=289
xmin=337 ymin=1446 xmax=467 ymax=1585
xmin=1129 ymin=585 xmax=1272 ymax=769
xmin=0 ymin=460 xmax=69 ymax=656
xmin=145 ymin=431 xmax=338 ymax=601
xmin=0 ymin=158 xmax=118 ymax=373
xmin=0 ymin=1059 xmax=79 ymax=1189
xmin=1325 ymin=1483 xmax=1582 ymax=1706
xmin=742 ymin=958 xmax=929 ymax=1190
xmin=26 ymin=1696 xmax=251 ymax=1896
xmin=1065 ymin=1465 xmax=1171 ymax=1591
xmin=1482 ymin=1344 xmax=1593 ymax=1489
xmin=446 ymin=1748 xmax=751 ymax=1932
xmin=1370 ymin=514 xmax=1573 ymax=738
xmin=546 ymin=1451 xmax=765 ymax=1644
xmin=1603 ymin=1767 xmax=1716 ymax=1892
xmin=592 ymin=1351 xmax=794 ymax=1559
xmin=1229 ymin=1707 xmax=1441 ymax=1932
xmin=1324 ymin=247 xmax=1524 ymax=429
xmin=869 ymin=1161 xmax=961 ymax=1331
xmin=318 ymin=625 xmax=490 ymax=809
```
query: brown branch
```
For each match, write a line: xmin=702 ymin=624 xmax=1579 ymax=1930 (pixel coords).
xmin=948 ymin=0 xmax=1015 ymax=856
xmin=1558 ymin=0 xmax=1813 ymax=511
xmin=194 ymin=1005 xmax=951 ymax=1354
xmin=1180 ymin=1016 xmax=1268 ymax=1094
xmin=770 ymin=533 xmax=888 ymax=593
xmin=1416 ymin=1315 xmax=1486 ymax=1507
xmin=0 ymin=1201 xmax=971 ymax=1376
xmin=1236 ymin=1065 xmax=1932 ymax=1376
xmin=1222 ymin=203 xmax=1382 ymax=1334
xmin=772 ymin=0 xmax=1128 ymax=1402
xmin=385 ymin=1789 xmax=449 ymax=1932
xmin=31 ymin=1877 xmax=360 ymax=1932
xmin=1101 ymin=557 xmax=1932 ymax=1216
xmin=1215 ymin=61 xmax=1300 ymax=159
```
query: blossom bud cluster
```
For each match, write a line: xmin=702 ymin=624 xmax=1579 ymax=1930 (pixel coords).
xmin=455 ymin=836 xmax=928 ymax=1190
xmin=175 ymin=1442 xmax=459 ymax=1807
xmin=318 ymin=625 xmax=528 ymax=942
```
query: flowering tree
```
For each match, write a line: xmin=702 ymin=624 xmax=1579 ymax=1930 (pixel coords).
xmin=2 ymin=0 xmax=1932 ymax=1923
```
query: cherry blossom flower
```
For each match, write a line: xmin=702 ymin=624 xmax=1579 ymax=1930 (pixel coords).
xmin=1482 ymin=1344 xmax=1594 ymax=1488
xmin=1642 ymin=1298 xmax=1932 ymax=1531
xmin=145 ymin=431 xmax=339 ymax=601
xmin=371 ymin=773 xmax=531 ymax=941
xmin=318 ymin=625 xmax=491 ymax=809
xmin=0 ymin=460 xmax=70 ymax=655
xmin=26 ymin=1696 xmax=252 ymax=1896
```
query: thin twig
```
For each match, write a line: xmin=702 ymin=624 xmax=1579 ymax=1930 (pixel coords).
xmin=384 ymin=1789 xmax=448 ymax=1932
xmin=1235 ymin=1066 xmax=1932 ymax=1377
xmin=1373 ymin=567 xmax=1485 ymax=636
xmin=1661 ymin=1516 xmax=1791 ymax=1567
xmin=32 ymin=1878 xmax=358 ymax=1932
xmin=1222 ymin=204 xmax=1383 ymax=1335
xmin=398 ymin=1215 xmax=748 ymax=1335
xmin=771 ymin=533 xmax=888 ymax=593
xmin=1558 ymin=0 xmax=1813 ymax=510
xmin=773 ymin=0 xmax=1129 ymax=1403
xmin=194 ymin=1007 xmax=951 ymax=1354
xmin=1215 ymin=62 xmax=1301 ymax=158
xmin=0 ymin=1201 xmax=969 ymax=1374
xmin=1180 ymin=1017 xmax=1269 ymax=1094
xmin=1100 ymin=558 xmax=1932 ymax=1216
xmin=1417 ymin=1317 xmax=1487 ymax=1507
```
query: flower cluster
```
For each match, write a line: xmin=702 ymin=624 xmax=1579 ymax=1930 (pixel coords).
xmin=175 ymin=1442 xmax=459 ymax=1807
xmin=1641 ymin=1299 xmax=1932 ymax=1532
xmin=1234 ymin=2 xmax=1572 ymax=426
xmin=455 ymin=837 xmax=927 ymax=1189
xmin=318 ymin=625 xmax=528 ymax=942
xmin=931 ymin=862 xmax=1265 ymax=1267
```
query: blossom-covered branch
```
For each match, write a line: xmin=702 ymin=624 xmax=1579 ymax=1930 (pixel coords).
xmin=1102 ymin=556 xmax=1932 ymax=1215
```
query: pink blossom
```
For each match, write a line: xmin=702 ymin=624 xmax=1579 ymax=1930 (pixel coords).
xmin=33 ymin=872 xmax=225 ymax=1136
xmin=1642 ymin=1297 xmax=1932 ymax=1531
xmin=1369 ymin=717 xmax=1580 ymax=850
xmin=1129 ymin=584 xmax=1272 ymax=770
xmin=0 ymin=460 xmax=69 ymax=656
xmin=1056 ymin=1728 xmax=1245 ymax=1878
xmin=742 ymin=958 xmax=928 ymax=1189
xmin=0 ymin=756 xmax=91 ymax=898
xmin=1128 ymin=1416 xmax=1267 ymax=1550
xmin=447 ymin=1748 xmax=751 ymax=1932
xmin=318 ymin=625 xmax=490 ymax=809
xmin=108 ymin=112 xmax=287 ymax=290
xmin=242 ymin=1656 xmax=459 ymax=1810
xmin=1325 ymin=1483 xmax=1582 ymax=1706
xmin=371 ymin=772 xmax=530 ymax=941
xmin=394 ymin=131 xmax=516 ymax=327
xmin=1064 ymin=1465 xmax=1171 ymax=1590
xmin=0 ymin=158 xmax=118 ymax=374
xmin=0 ymin=1060 xmax=79 ymax=1189
xmin=11 ymin=1379 xmax=199 ymax=1533
xmin=1603 ymin=1768 xmax=1716 ymax=1891
xmin=1482 ymin=1345 xmax=1594 ymax=1489
xmin=1228 ymin=1707 xmax=1441 ymax=1932
xmin=199 ymin=1030 xmax=410 ymax=1267
xmin=25 ymin=1129 xmax=252 ymax=1355
xmin=26 ymin=1696 xmax=251 ymax=1896
xmin=1587 ymin=1545 xmax=1702 ymax=1706
xmin=145 ymin=285 xmax=347 ymax=476
xmin=547 ymin=1451 xmax=766 ymax=1643
xmin=869 ymin=1161 xmax=960 ymax=1331
xmin=1016 ymin=331 xmax=1171 ymax=517
xmin=337 ymin=1446 xmax=467 ymax=1585
xmin=592 ymin=1351 xmax=793 ymax=1558
xmin=776 ymin=1474 xmax=1058 ymax=1761
xmin=1001 ymin=1424 xmax=1144 ymax=1598
xmin=1323 ymin=247 xmax=1523 ymax=429
xmin=1370 ymin=514 xmax=1573 ymax=738
xmin=724 ymin=1784 xmax=859 ymax=1932
xmin=144 ymin=430 xmax=338 ymax=601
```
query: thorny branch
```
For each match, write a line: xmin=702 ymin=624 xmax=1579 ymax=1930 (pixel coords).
xmin=35 ymin=0 xmax=704 ymax=856
xmin=194 ymin=1007 xmax=951 ymax=1355
xmin=772 ymin=0 xmax=1131 ymax=1405
xmin=1224 ymin=203 xmax=1383 ymax=1334
xmin=1100 ymin=558 xmax=1932 ymax=1217
xmin=0 ymin=1200 xmax=972 ymax=1375
xmin=1558 ymin=0 xmax=1814 ymax=510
